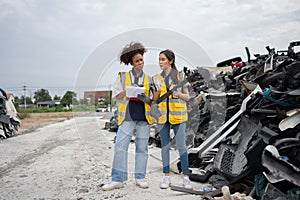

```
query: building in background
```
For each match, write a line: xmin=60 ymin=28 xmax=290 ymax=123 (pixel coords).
xmin=83 ymin=90 xmax=112 ymax=105
xmin=36 ymin=100 xmax=61 ymax=108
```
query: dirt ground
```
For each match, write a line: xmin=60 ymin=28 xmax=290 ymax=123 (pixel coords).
xmin=0 ymin=113 xmax=203 ymax=200
xmin=17 ymin=112 xmax=91 ymax=134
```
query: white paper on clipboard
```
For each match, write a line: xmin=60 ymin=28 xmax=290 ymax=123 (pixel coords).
xmin=126 ymin=86 xmax=145 ymax=98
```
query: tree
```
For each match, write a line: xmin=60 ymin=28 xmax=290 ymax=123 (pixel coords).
xmin=34 ymin=88 xmax=52 ymax=103
xmin=103 ymin=97 xmax=111 ymax=106
xmin=20 ymin=95 xmax=34 ymax=104
xmin=61 ymin=91 xmax=78 ymax=107
xmin=79 ymin=98 xmax=89 ymax=105
xmin=14 ymin=96 xmax=20 ymax=105
xmin=53 ymin=95 xmax=61 ymax=101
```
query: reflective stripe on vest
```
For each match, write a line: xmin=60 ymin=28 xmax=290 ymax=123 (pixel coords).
xmin=117 ymin=71 xmax=154 ymax=125
xmin=153 ymin=72 xmax=188 ymax=124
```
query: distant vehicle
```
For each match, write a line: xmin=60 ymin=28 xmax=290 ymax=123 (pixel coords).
xmin=95 ymin=107 xmax=108 ymax=112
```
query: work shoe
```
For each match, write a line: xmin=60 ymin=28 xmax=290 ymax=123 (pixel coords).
xmin=183 ymin=176 xmax=193 ymax=189
xmin=160 ymin=176 xmax=171 ymax=189
xmin=136 ymin=178 xmax=149 ymax=189
xmin=101 ymin=181 xmax=124 ymax=191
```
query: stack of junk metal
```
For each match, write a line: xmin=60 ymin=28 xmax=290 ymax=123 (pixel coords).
xmin=0 ymin=88 xmax=20 ymax=139
xmin=170 ymin=41 xmax=300 ymax=200
xmin=105 ymin=41 xmax=300 ymax=199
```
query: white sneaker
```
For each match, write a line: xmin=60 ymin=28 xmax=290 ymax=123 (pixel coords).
xmin=183 ymin=177 xmax=192 ymax=189
xmin=136 ymin=178 xmax=149 ymax=189
xmin=102 ymin=181 xmax=124 ymax=191
xmin=160 ymin=176 xmax=171 ymax=189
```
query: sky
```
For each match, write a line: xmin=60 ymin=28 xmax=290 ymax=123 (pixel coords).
xmin=0 ymin=0 xmax=299 ymax=99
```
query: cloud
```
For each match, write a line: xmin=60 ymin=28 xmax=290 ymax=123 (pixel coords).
xmin=0 ymin=0 xmax=299 ymax=97
xmin=68 ymin=0 xmax=105 ymax=16
xmin=0 ymin=0 xmax=37 ymax=19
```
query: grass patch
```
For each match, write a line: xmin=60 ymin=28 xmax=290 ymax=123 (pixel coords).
xmin=17 ymin=105 xmax=96 ymax=119
xmin=17 ymin=112 xmax=31 ymax=120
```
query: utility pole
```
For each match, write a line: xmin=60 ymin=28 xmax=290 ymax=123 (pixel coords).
xmin=109 ymin=84 xmax=112 ymax=112
xmin=23 ymin=84 xmax=27 ymax=109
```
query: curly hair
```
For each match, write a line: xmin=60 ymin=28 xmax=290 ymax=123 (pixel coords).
xmin=120 ymin=42 xmax=147 ymax=65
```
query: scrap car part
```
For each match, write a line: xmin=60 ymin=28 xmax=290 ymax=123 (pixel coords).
xmin=262 ymin=145 xmax=300 ymax=187
xmin=189 ymin=85 xmax=262 ymax=157
xmin=171 ymin=182 xmax=251 ymax=198
xmin=213 ymin=115 xmax=261 ymax=177
xmin=261 ymin=183 xmax=287 ymax=200
xmin=288 ymin=41 xmax=300 ymax=59
xmin=279 ymin=109 xmax=300 ymax=131
xmin=0 ymin=128 xmax=6 ymax=139
xmin=216 ymin=57 xmax=242 ymax=67
xmin=213 ymin=116 xmax=278 ymax=183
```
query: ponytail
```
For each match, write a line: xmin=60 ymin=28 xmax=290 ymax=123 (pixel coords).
xmin=159 ymin=49 xmax=179 ymax=84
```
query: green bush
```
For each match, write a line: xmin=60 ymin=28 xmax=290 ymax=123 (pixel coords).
xmin=72 ymin=105 xmax=95 ymax=112
xmin=16 ymin=104 xmax=97 ymax=114
xmin=55 ymin=105 xmax=65 ymax=112
xmin=17 ymin=107 xmax=72 ymax=113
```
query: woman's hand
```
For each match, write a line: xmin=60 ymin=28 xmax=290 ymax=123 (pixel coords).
xmin=137 ymin=93 xmax=152 ymax=104
xmin=172 ymin=90 xmax=181 ymax=97
xmin=173 ymin=87 xmax=190 ymax=101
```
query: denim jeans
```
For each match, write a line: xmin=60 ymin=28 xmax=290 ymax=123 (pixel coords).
xmin=157 ymin=122 xmax=190 ymax=174
xmin=111 ymin=121 xmax=150 ymax=182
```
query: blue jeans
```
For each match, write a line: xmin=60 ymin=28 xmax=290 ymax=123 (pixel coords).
xmin=157 ymin=122 xmax=190 ymax=174
xmin=111 ymin=121 xmax=150 ymax=182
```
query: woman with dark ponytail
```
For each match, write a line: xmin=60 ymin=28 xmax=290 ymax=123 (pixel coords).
xmin=162 ymin=50 xmax=180 ymax=85
xmin=152 ymin=49 xmax=192 ymax=189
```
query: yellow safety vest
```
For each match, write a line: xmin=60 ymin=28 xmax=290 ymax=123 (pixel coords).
xmin=153 ymin=72 xmax=188 ymax=124
xmin=117 ymin=71 xmax=154 ymax=125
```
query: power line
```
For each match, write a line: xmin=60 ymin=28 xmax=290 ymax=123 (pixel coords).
xmin=23 ymin=84 xmax=27 ymax=109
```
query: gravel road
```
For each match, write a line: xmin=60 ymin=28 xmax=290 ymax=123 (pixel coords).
xmin=0 ymin=113 xmax=202 ymax=200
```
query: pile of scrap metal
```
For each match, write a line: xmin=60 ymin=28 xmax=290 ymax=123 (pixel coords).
xmin=172 ymin=41 xmax=300 ymax=199
xmin=0 ymin=88 xmax=20 ymax=139
xmin=104 ymin=108 xmax=119 ymax=132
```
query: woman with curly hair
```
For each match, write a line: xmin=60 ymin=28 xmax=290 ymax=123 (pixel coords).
xmin=102 ymin=42 xmax=154 ymax=191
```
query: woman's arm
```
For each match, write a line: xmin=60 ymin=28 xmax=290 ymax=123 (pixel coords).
xmin=152 ymin=90 xmax=161 ymax=102
xmin=112 ymin=75 xmax=126 ymax=100
xmin=151 ymin=75 xmax=162 ymax=102
xmin=115 ymin=91 xmax=126 ymax=100
xmin=174 ymin=87 xmax=190 ymax=102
